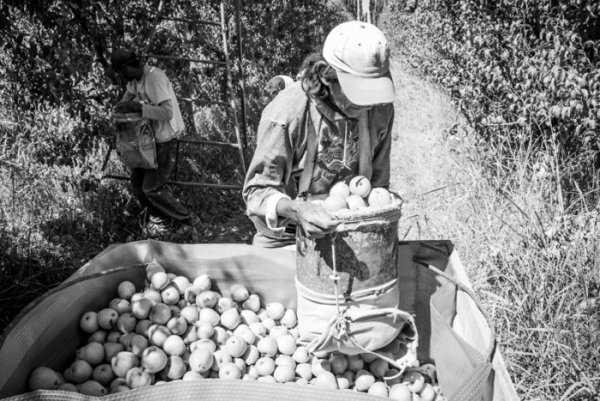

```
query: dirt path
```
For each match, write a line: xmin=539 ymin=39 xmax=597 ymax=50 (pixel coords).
xmin=387 ymin=60 xmax=485 ymax=279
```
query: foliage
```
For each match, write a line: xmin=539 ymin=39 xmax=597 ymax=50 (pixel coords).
xmin=383 ymin=2 xmax=600 ymax=400
xmin=0 ymin=0 xmax=349 ymax=332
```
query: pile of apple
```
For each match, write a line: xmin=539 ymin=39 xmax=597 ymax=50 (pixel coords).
xmin=27 ymin=263 xmax=446 ymax=401
xmin=317 ymin=176 xmax=398 ymax=213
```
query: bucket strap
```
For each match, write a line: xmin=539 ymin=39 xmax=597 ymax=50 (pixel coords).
xmin=298 ymin=101 xmax=319 ymax=198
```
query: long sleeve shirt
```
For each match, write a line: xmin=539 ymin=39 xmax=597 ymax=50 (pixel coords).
xmin=122 ymin=66 xmax=185 ymax=143
xmin=243 ymin=82 xmax=394 ymax=244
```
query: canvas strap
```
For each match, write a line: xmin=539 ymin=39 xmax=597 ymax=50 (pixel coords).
xmin=298 ymin=100 xmax=319 ymax=198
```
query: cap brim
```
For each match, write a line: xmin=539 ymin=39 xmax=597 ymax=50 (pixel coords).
xmin=336 ymin=70 xmax=395 ymax=106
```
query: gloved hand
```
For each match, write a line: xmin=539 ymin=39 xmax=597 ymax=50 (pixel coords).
xmin=114 ymin=101 xmax=142 ymax=113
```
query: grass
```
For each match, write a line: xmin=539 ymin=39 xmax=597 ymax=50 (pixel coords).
xmin=382 ymin=7 xmax=600 ymax=401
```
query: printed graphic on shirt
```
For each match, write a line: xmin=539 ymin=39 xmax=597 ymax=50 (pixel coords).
xmin=309 ymin=122 xmax=359 ymax=195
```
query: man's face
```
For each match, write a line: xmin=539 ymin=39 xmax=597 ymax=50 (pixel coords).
xmin=328 ymin=80 xmax=372 ymax=119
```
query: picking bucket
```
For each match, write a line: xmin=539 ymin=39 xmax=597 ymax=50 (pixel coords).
xmin=294 ymin=196 xmax=412 ymax=357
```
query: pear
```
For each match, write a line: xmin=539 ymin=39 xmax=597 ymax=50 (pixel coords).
xmin=64 ymin=359 xmax=93 ymax=384
xmin=28 ymin=366 xmax=62 ymax=390
xmin=145 ymin=262 xmax=166 ymax=280
xmin=192 ymin=274 xmax=212 ymax=292
xmin=265 ymin=302 xmax=285 ymax=320
xmin=140 ymin=345 xmax=168 ymax=374
xmin=314 ymin=371 xmax=338 ymax=390
xmin=76 ymin=342 xmax=105 ymax=366
xmin=77 ymin=380 xmax=107 ymax=396
xmin=92 ymin=363 xmax=115 ymax=385
xmin=110 ymin=351 xmax=138 ymax=378
xmin=97 ymin=308 xmax=118 ymax=330
xmin=80 ymin=311 xmax=99 ymax=333
xmin=125 ymin=367 xmax=153 ymax=389
xmin=230 ymin=284 xmax=250 ymax=302
xmin=220 ymin=308 xmax=241 ymax=330
xmin=108 ymin=377 xmax=129 ymax=393
xmin=242 ymin=294 xmax=261 ymax=313
xmin=57 ymin=382 xmax=78 ymax=392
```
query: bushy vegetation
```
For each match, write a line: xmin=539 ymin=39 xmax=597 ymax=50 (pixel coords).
xmin=383 ymin=1 xmax=599 ymax=400
xmin=0 ymin=0 xmax=350 ymax=330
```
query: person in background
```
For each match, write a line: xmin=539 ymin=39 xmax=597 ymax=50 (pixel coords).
xmin=243 ymin=21 xmax=396 ymax=247
xmin=111 ymin=48 xmax=203 ymax=238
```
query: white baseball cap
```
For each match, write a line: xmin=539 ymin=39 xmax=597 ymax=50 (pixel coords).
xmin=322 ymin=21 xmax=395 ymax=106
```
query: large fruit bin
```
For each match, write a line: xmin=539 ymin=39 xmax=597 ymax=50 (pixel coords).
xmin=0 ymin=240 xmax=519 ymax=401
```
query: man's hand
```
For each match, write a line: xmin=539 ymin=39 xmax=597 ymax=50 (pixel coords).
xmin=114 ymin=101 xmax=142 ymax=113
xmin=278 ymin=198 xmax=339 ymax=237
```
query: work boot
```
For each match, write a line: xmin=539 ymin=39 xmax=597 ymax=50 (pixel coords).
xmin=143 ymin=215 xmax=170 ymax=238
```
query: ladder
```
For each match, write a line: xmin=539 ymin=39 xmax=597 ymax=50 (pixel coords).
xmin=102 ymin=0 xmax=248 ymax=191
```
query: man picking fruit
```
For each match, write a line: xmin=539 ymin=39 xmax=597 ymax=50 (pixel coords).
xmin=243 ymin=21 xmax=395 ymax=247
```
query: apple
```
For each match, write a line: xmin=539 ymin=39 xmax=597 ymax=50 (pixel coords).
xmin=230 ymin=284 xmax=250 ymax=302
xmin=196 ymin=322 xmax=215 ymax=339
xmin=254 ymin=357 xmax=275 ymax=376
xmin=257 ymin=336 xmax=278 ymax=357
xmin=346 ymin=194 xmax=367 ymax=209
xmin=276 ymin=334 xmax=297 ymax=355
xmin=329 ymin=181 xmax=351 ymax=198
xmin=188 ymin=348 xmax=214 ymax=373
xmin=360 ymin=353 xmax=378 ymax=363
xmin=184 ymin=286 xmax=203 ymax=304
xmin=323 ymin=194 xmax=348 ymax=212
xmin=337 ymin=375 xmax=351 ymax=390
xmin=125 ymin=367 xmax=153 ymax=389
xmin=162 ymin=334 xmax=186 ymax=356
xmin=257 ymin=375 xmax=276 ymax=383
xmin=109 ymin=298 xmax=132 ymax=315
xmin=116 ymin=313 xmax=137 ymax=334
xmin=225 ymin=335 xmax=248 ymax=358
xmin=220 ymin=308 xmax=241 ymax=330
xmin=262 ymin=317 xmax=276 ymax=331
xmin=216 ymin=297 xmax=236 ymax=314
xmin=265 ymin=302 xmax=285 ymax=320
xmin=140 ymin=345 xmax=168 ymax=373
xmin=131 ymin=298 xmax=154 ymax=320
xmin=240 ymin=309 xmax=259 ymax=325
xmin=367 ymin=187 xmax=393 ymax=207
xmin=130 ymin=334 xmax=149 ymax=356
xmin=275 ymin=354 xmax=296 ymax=368
xmin=92 ymin=364 xmax=115 ymax=385
xmin=347 ymin=354 xmax=364 ymax=372
xmin=109 ymin=377 xmax=130 ymax=393
xmin=419 ymin=383 xmax=437 ymax=401
xmin=76 ymin=342 xmax=105 ymax=366
xmin=170 ymin=276 xmax=190 ymax=295
xmin=269 ymin=325 xmax=288 ymax=339
xmin=196 ymin=291 xmax=221 ymax=308
xmin=211 ymin=349 xmax=232 ymax=372
xmin=183 ymin=325 xmax=200 ymax=344
xmin=311 ymin=358 xmax=332 ymax=377
xmin=149 ymin=303 xmax=172 ymax=325
xmin=64 ymin=359 xmax=93 ymax=384
xmin=147 ymin=324 xmax=171 ymax=347
xmin=166 ymin=316 xmax=188 ymax=335
xmin=243 ymin=344 xmax=260 ymax=365
xmin=369 ymin=358 xmax=389 ymax=378
xmin=295 ymin=363 xmax=313 ymax=381
xmin=117 ymin=281 xmax=137 ymax=300
xmin=211 ymin=326 xmax=229 ymax=345
xmin=104 ymin=342 xmax=124 ymax=362
xmin=314 ymin=371 xmax=338 ymax=389
xmin=419 ymin=363 xmax=437 ymax=382
xmin=349 ymin=175 xmax=372 ymax=197
xmin=98 ymin=308 xmax=119 ymax=330
xmin=385 ymin=369 xmax=403 ymax=386
xmin=88 ymin=330 xmax=107 ymax=344
xmin=388 ymin=383 xmax=412 ymax=401
xmin=192 ymin=274 xmax=212 ymax=292
xmin=402 ymin=370 xmax=426 ymax=393
xmin=143 ymin=289 xmax=162 ymax=304
xmin=145 ymin=262 xmax=165 ymax=280
xmin=198 ymin=307 xmax=221 ymax=326
xmin=249 ymin=322 xmax=267 ymax=337
xmin=28 ymin=366 xmax=62 ymax=390
xmin=182 ymin=371 xmax=205 ymax=381
xmin=273 ymin=364 xmax=295 ymax=383
xmin=219 ymin=362 xmax=243 ymax=379
xmin=161 ymin=286 xmax=180 ymax=305
xmin=242 ymin=294 xmax=261 ymax=312
xmin=233 ymin=357 xmax=247 ymax=373
xmin=280 ymin=309 xmax=297 ymax=328
xmin=163 ymin=355 xmax=187 ymax=380
xmin=77 ymin=380 xmax=107 ymax=396
xmin=80 ymin=311 xmax=100 ymax=333
xmin=180 ymin=305 xmax=199 ymax=324
xmin=354 ymin=369 xmax=375 ymax=391
xmin=329 ymin=354 xmax=348 ymax=375
xmin=292 ymin=346 xmax=310 ymax=363
xmin=368 ymin=381 xmax=389 ymax=397
xmin=130 ymin=293 xmax=144 ymax=303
